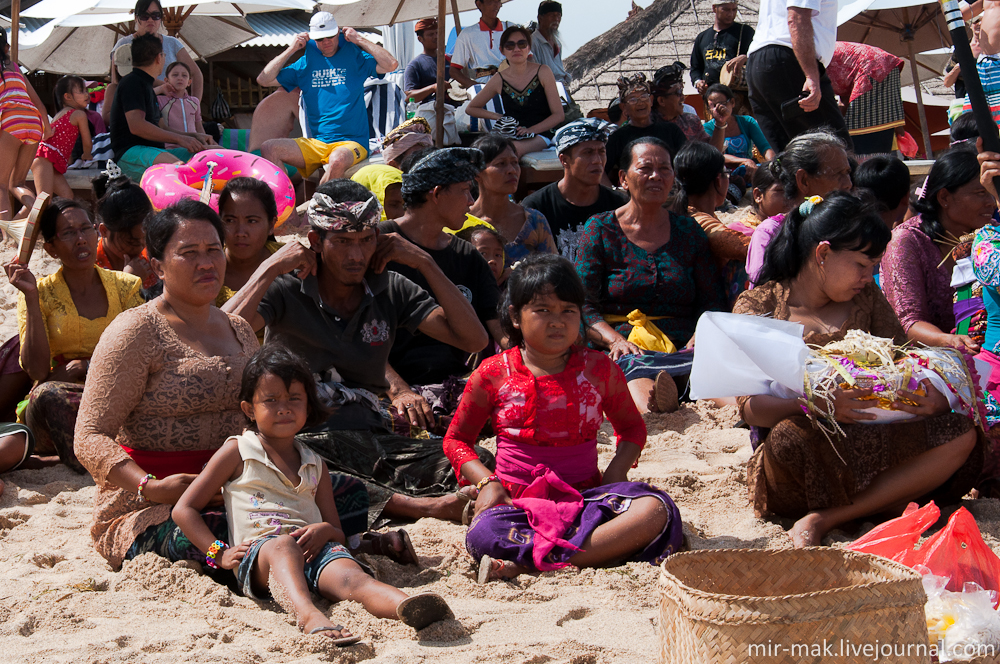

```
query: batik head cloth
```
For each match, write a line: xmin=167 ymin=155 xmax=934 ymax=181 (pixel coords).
xmin=306 ymin=193 xmax=381 ymax=232
xmin=382 ymin=117 xmax=433 ymax=165
xmin=401 ymin=147 xmax=485 ymax=195
xmin=617 ymin=72 xmax=651 ymax=99
xmin=554 ymin=118 xmax=613 ymax=154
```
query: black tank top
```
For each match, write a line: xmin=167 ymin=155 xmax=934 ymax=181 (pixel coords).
xmin=499 ymin=70 xmax=554 ymax=138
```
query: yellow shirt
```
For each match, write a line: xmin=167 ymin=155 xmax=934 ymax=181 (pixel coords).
xmin=17 ymin=266 xmax=143 ymax=365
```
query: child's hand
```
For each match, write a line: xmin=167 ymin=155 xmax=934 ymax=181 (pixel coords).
xmin=291 ymin=523 xmax=336 ymax=562
xmin=218 ymin=541 xmax=249 ymax=570
xmin=474 ymin=481 xmax=513 ymax=517
xmin=123 ymin=254 xmax=155 ymax=284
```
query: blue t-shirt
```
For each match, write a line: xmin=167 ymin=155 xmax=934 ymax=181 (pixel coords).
xmin=276 ymin=37 xmax=378 ymax=146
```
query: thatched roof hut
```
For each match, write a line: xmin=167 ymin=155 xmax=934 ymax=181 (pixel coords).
xmin=565 ymin=0 xmax=760 ymax=114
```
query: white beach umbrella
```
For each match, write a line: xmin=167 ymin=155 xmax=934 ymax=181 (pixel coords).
xmin=15 ymin=11 xmax=259 ymax=74
xmin=319 ymin=0 xmax=513 ymax=28
xmin=23 ymin=0 xmax=316 ymax=19
xmin=836 ymin=0 xmax=952 ymax=156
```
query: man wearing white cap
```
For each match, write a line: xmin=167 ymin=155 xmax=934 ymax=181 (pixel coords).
xmin=256 ymin=11 xmax=398 ymax=184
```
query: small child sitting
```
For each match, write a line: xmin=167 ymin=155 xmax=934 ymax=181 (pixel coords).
xmin=31 ymin=75 xmax=92 ymax=199
xmin=157 ymin=62 xmax=213 ymax=151
xmin=456 ymin=224 xmax=505 ymax=285
xmin=173 ymin=344 xmax=452 ymax=645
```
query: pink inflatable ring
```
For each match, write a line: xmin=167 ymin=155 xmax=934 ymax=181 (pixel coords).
xmin=140 ymin=149 xmax=296 ymax=227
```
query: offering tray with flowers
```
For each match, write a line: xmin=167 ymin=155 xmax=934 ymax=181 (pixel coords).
xmin=799 ymin=330 xmax=986 ymax=440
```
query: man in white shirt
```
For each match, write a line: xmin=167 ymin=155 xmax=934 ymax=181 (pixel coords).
xmin=744 ymin=0 xmax=851 ymax=151
xmin=449 ymin=0 xmax=513 ymax=88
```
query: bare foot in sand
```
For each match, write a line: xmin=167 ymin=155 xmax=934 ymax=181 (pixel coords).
xmin=300 ymin=612 xmax=360 ymax=645
xmin=788 ymin=513 xmax=826 ymax=548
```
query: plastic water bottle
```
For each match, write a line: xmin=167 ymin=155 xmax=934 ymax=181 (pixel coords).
xmin=406 ymin=97 xmax=418 ymax=120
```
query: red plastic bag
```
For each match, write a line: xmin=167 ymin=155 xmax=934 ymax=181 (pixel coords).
xmin=848 ymin=501 xmax=940 ymax=564
xmin=910 ymin=507 xmax=1000 ymax=601
xmin=898 ymin=131 xmax=919 ymax=158
xmin=849 ymin=503 xmax=1000 ymax=606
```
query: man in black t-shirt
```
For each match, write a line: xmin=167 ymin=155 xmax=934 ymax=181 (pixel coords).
xmin=378 ymin=147 xmax=502 ymax=393
xmin=690 ymin=1 xmax=754 ymax=94
xmin=222 ymin=178 xmax=492 ymax=526
xmin=523 ymin=118 xmax=626 ymax=262
xmin=109 ymin=34 xmax=207 ymax=182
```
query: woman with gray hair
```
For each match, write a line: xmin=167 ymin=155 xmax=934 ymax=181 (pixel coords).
xmin=745 ymin=130 xmax=852 ymax=285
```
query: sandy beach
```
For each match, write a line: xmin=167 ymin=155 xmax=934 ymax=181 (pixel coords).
xmin=4 ymin=235 xmax=999 ymax=664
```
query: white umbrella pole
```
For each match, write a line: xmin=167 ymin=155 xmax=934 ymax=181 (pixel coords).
xmin=908 ymin=43 xmax=933 ymax=159
xmin=435 ymin=0 xmax=445 ymax=147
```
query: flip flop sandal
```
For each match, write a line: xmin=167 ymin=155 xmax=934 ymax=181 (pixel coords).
xmin=364 ymin=530 xmax=420 ymax=567
xmin=652 ymin=371 xmax=679 ymax=414
xmin=396 ymin=592 xmax=453 ymax=630
xmin=307 ymin=625 xmax=362 ymax=647
xmin=477 ymin=555 xmax=513 ymax=584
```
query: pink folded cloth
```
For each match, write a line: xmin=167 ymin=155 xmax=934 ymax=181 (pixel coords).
xmin=511 ymin=464 xmax=585 ymax=571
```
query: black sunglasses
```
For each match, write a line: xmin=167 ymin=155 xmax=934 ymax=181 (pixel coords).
xmin=137 ymin=11 xmax=162 ymax=21
xmin=504 ymin=39 xmax=529 ymax=50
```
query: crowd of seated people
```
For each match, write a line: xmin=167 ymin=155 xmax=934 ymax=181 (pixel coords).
xmin=8 ymin=0 xmax=1000 ymax=645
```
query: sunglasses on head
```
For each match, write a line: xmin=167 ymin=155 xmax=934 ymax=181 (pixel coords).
xmin=137 ymin=11 xmax=162 ymax=21
xmin=504 ymin=39 xmax=529 ymax=50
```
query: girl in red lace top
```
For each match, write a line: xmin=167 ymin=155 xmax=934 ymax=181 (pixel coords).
xmin=444 ymin=254 xmax=683 ymax=582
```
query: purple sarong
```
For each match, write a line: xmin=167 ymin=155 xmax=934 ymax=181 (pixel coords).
xmin=465 ymin=481 xmax=683 ymax=571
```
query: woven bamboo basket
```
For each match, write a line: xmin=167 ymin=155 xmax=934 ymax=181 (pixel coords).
xmin=658 ymin=548 xmax=930 ymax=664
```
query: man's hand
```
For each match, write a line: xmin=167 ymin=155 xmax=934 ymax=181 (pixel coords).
xmin=727 ymin=54 xmax=748 ymax=71
xmin=390 ymin=389 xmax=435 ymax=430
xmin=371 ymin=232 xmax=431 ymax=273
xmin=800 ymin=76 xmax=821 ymax=112
xmin=342 ymin=27 xmax=362 ymax=45
xmin=291 ymin=32 xmax=309 ymax=52
xmin=177 ymin=135 xmax=206 ymax=154
xmin=265 ymin=241 xmax=317 ymax=280
xmin=123 ymin=254 xmax=155 ymax=284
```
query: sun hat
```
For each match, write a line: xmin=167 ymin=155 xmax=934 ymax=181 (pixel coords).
xmin=114 ymin=45 xmax=133 ymax=76
xmin=309 ymin=11 xmax=339 ymax=40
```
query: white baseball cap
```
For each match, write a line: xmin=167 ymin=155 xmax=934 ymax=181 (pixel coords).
xmin=114 ymin=45 xmax=133 ymax=76
xmin=309 ymin=12 xmax=339 ymax=40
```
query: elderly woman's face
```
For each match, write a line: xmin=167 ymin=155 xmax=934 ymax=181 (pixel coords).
xmin=478 ymin=147 xmax=520 ymax=196
xmin=622 ymin=87 xmax=652 ymax=123
xmin=154 ymin=218 xmax=226 ymax=306
xmin=621 ymin=143 xmax=674 ymax=204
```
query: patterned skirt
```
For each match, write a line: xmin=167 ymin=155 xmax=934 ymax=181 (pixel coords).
xmin=465 ymin=481 xmax=683 ymax=571
xmin=747 ymin=413 xmax=982 ymax=519
xmin=845 ymin=68 xmax=905 ymax=134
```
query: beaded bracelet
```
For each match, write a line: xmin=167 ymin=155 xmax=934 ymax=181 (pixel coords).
xmin=137 ymin=473 xmax=155 ymax=503
xmin=476 ymin=474 xmax=500 ymax=491
xmin=205 ymin=540 xmax=228 ymax=569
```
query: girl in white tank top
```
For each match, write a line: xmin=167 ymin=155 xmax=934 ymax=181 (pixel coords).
xmin=172 ymin=344 xmax=452 ymax=644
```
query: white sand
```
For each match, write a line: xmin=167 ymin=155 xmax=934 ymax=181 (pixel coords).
xmin=3 ymin=236 xmax=999 ymax=663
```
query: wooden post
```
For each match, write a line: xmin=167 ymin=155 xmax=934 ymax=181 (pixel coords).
xmin=10 ymin=0 xmax=19 ymax=62
xmin=435 ymin=0 xmax=446 ymax=147
xmin=451 ymin=0 xmax=462 ymax=33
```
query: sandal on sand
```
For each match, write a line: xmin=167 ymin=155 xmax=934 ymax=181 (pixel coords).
xmin=307 ymin=625 xmax=362 ymax=647
xmin=363 ymin=530 xmax=420 ymax=567
xmin=477 ymin=555 xmax=514 ymax=584
xmin=651 ymin=371 xmax=679 ymax=414
xmin=396 ymin=592 xmax=453 ymax=630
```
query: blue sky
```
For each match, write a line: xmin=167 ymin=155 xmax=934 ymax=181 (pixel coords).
xmin=443 ymin=0 xmax=654 ymax=59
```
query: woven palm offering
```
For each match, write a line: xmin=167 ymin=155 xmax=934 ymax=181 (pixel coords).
xmin=800 ymin=330 xmax=985 ymax=440
xmin=658 ymin=548 xmax=931 ymax=664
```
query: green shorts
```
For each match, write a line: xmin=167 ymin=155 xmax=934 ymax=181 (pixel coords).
xmin=118 ymin=145 xmax=191 ymax=182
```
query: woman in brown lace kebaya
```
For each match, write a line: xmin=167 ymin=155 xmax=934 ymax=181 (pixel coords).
xmin=734 ymin=193 xmax=981 ymax=548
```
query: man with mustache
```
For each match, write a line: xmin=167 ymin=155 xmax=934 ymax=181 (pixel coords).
xmin=222 ymin=178 xmax=493 ymax=528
